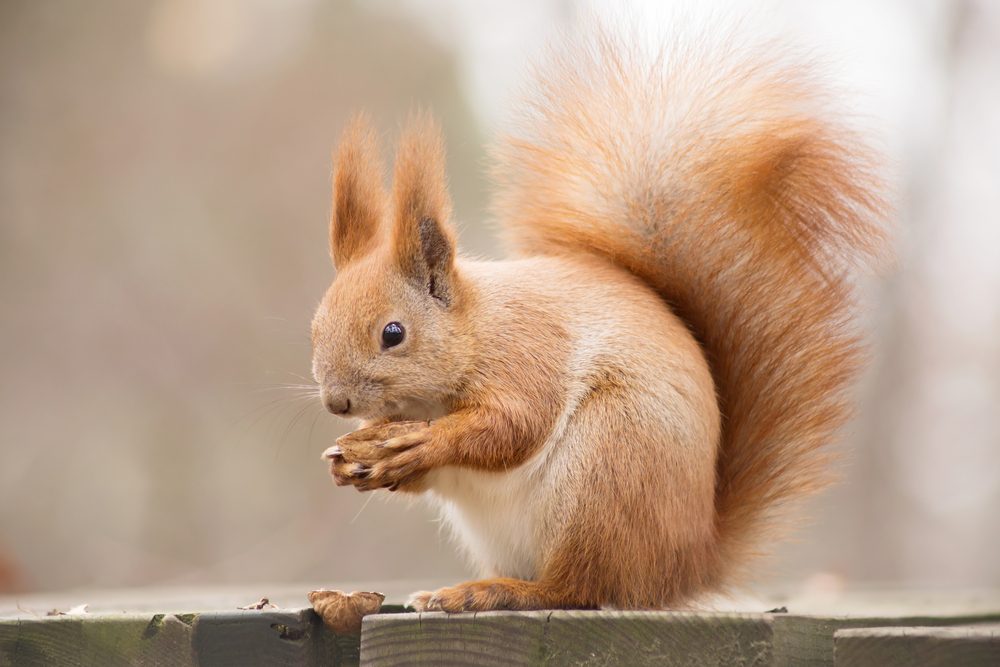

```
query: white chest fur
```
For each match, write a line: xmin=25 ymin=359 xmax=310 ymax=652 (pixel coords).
xmin=425 ymin=452 xmax=552 ymax=580
xmin=418 ymin=295 xmax=604 ymax=580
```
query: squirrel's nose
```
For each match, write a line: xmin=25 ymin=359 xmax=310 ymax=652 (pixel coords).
xmin=322 ymin=389 xmax=352 ymax=416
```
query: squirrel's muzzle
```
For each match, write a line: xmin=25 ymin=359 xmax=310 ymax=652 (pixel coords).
xmin=322 ymin=388 xmax=352 ymax=416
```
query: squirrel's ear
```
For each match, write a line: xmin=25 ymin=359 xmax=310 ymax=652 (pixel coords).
xmin=390 ymin=113 xmax=457 ymax=304
xmin=330 ymin=113 xmax=385 ymax=269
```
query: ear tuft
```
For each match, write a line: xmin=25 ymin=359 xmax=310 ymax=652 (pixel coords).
xmin=330 ymin=113 xmax=385 ymax=269
xmin=391 ymin=113 xmax=457 ymax=303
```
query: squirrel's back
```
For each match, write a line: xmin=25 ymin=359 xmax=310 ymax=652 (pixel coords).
xmin=491 ymin=27 xmax=888 ymax=590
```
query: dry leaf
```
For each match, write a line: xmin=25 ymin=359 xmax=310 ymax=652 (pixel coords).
xmin=308 ymin=589 xmax=384 ymax=634
xmin=238 ymin=597 xmax=277 ymax=611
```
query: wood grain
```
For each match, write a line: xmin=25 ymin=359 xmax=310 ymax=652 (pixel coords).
xmin=0 ymin=613 xmax=194 ymax=667
xmin=834 ymin=623 xmax=1000 ymax=667
xmin=0 ymin=609 xmax=357 ymax=666
xmin=2 ymin=590 xmax=999 ymax=666
xmin=772 ymin=613 xmax=1000 ymax=666
xmin=361 ymin=611 xmax=545 ymax=666
xmin=361 ymin=610 xmax=774 ymax=667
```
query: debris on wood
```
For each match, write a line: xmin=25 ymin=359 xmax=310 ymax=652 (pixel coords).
xmin=308 ymin=589 xmax=384 ymax=634
xmin=239 ymin=597 xmax=277 ymax=611
xmin=46 ymin=603 xmax=89 ymax=616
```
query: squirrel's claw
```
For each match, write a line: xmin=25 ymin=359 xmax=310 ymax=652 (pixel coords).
xmin=405 ymin=590 xmax=435 ymax=612
xmin=406 ymin=580 xmax=569 ymax=613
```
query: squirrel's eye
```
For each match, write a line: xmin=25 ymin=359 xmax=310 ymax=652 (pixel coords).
xmin=381 ymin=321 xmax=405 ymax=348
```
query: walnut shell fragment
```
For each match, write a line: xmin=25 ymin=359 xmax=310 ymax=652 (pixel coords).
xmin=238 ymin=597 xmax=276 ymax=611
xmin=308 ymin=589 xmax=384 ymax=634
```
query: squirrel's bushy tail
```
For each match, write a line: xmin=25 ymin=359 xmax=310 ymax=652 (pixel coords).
xmin=493 ymin=28 xmax=887 ymax=590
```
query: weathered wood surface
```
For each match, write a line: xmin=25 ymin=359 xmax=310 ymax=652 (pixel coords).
xmin=362 ymin=610 xmax=774 ymax=666
xmin=0 ymin=582 xmax=426 ymax=620
xmin=834 ymin=623 xmax=1000 ymax=667
xmin=770 ymin=613 xmax=1000 ymax=666
xmin=1 ymin=587 xmax=999 ymax=666
xmin=0 ymin=608 xmax=375 ymax=667
xmin=0 ymin=585 xmax=416 ymax=667
xmin=360 ymin=608 xmax=1000 ymax=667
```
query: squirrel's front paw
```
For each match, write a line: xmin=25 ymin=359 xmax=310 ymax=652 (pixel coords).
xmin=322 ymin=420 xmax=435 ymax=492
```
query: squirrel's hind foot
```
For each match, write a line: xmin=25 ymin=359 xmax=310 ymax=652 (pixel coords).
xmin=406 ymin=578 xmax=593 ymax=613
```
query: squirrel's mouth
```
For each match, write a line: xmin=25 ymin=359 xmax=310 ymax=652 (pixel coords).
xmin=330 ymin=395 xmax=389 ymax=422
xmin=332 ymin=390 xmax=448 ymax=424
xmin=382 ymin=397 xmax=451 ymax=424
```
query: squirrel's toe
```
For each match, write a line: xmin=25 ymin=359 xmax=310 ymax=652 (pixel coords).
xmin=405 ymin=590 xmax=435 ymax=612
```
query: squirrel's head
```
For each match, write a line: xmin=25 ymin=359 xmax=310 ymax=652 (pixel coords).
xmin=311 ymin=113 xmax=467 ymax=421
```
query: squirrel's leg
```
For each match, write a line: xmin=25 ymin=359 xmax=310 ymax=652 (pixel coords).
xmin=407 ymin=577 xmax=593 ymax=613
xmin=410 ymin=385 xmax=718 ymax=612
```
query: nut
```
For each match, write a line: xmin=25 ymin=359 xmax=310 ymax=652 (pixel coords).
xmin=308 ymin=589 xmax=385 ymax=634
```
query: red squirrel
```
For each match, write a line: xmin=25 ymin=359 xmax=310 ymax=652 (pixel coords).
xmin=310 ymin=28 xmax=887 ymax=612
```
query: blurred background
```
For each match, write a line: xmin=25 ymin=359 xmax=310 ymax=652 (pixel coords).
xmin=1 ymin=0 xmax=997 ymax=599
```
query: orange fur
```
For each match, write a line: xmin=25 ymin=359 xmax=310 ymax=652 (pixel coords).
xmin=311 ymin=28 xmax=887 ymax=611
xmin=492 ymin=30 xmax=888 ymax=590
xmin=330 ymin=114 xmax=385 ymax=269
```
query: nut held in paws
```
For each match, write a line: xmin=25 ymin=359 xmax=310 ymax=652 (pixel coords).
xmin=308 ymin=589 xmax=385 ymax=634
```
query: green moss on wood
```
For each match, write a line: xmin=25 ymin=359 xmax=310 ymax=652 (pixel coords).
xmin=173 ymin=613 xmax=197 ymax=627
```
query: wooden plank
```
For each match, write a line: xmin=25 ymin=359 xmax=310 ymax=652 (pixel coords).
xmin=0 ymin=613 xmax=194 ymax=667
xmin=3 ymin=587 xmax=1000 ymax=665
xmin=361 ymin=610 xmax=774 ymax=666
xmin=362 ymin=611 xmax=546 ymax=666
xmin=0 ymin=608 xmax=378 ymax=667
xmin=834 ymin=623 xmax=1000 ymax=667
xmin=193 ymin=608 xmax=323 ymax=666
xmin=543 ymin=610 xmax=773 ymax=666
xmin=0 ymin=582 xmax=426 ymax=620
xmin=771 ymin=612 xmax=1000 ymax=667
